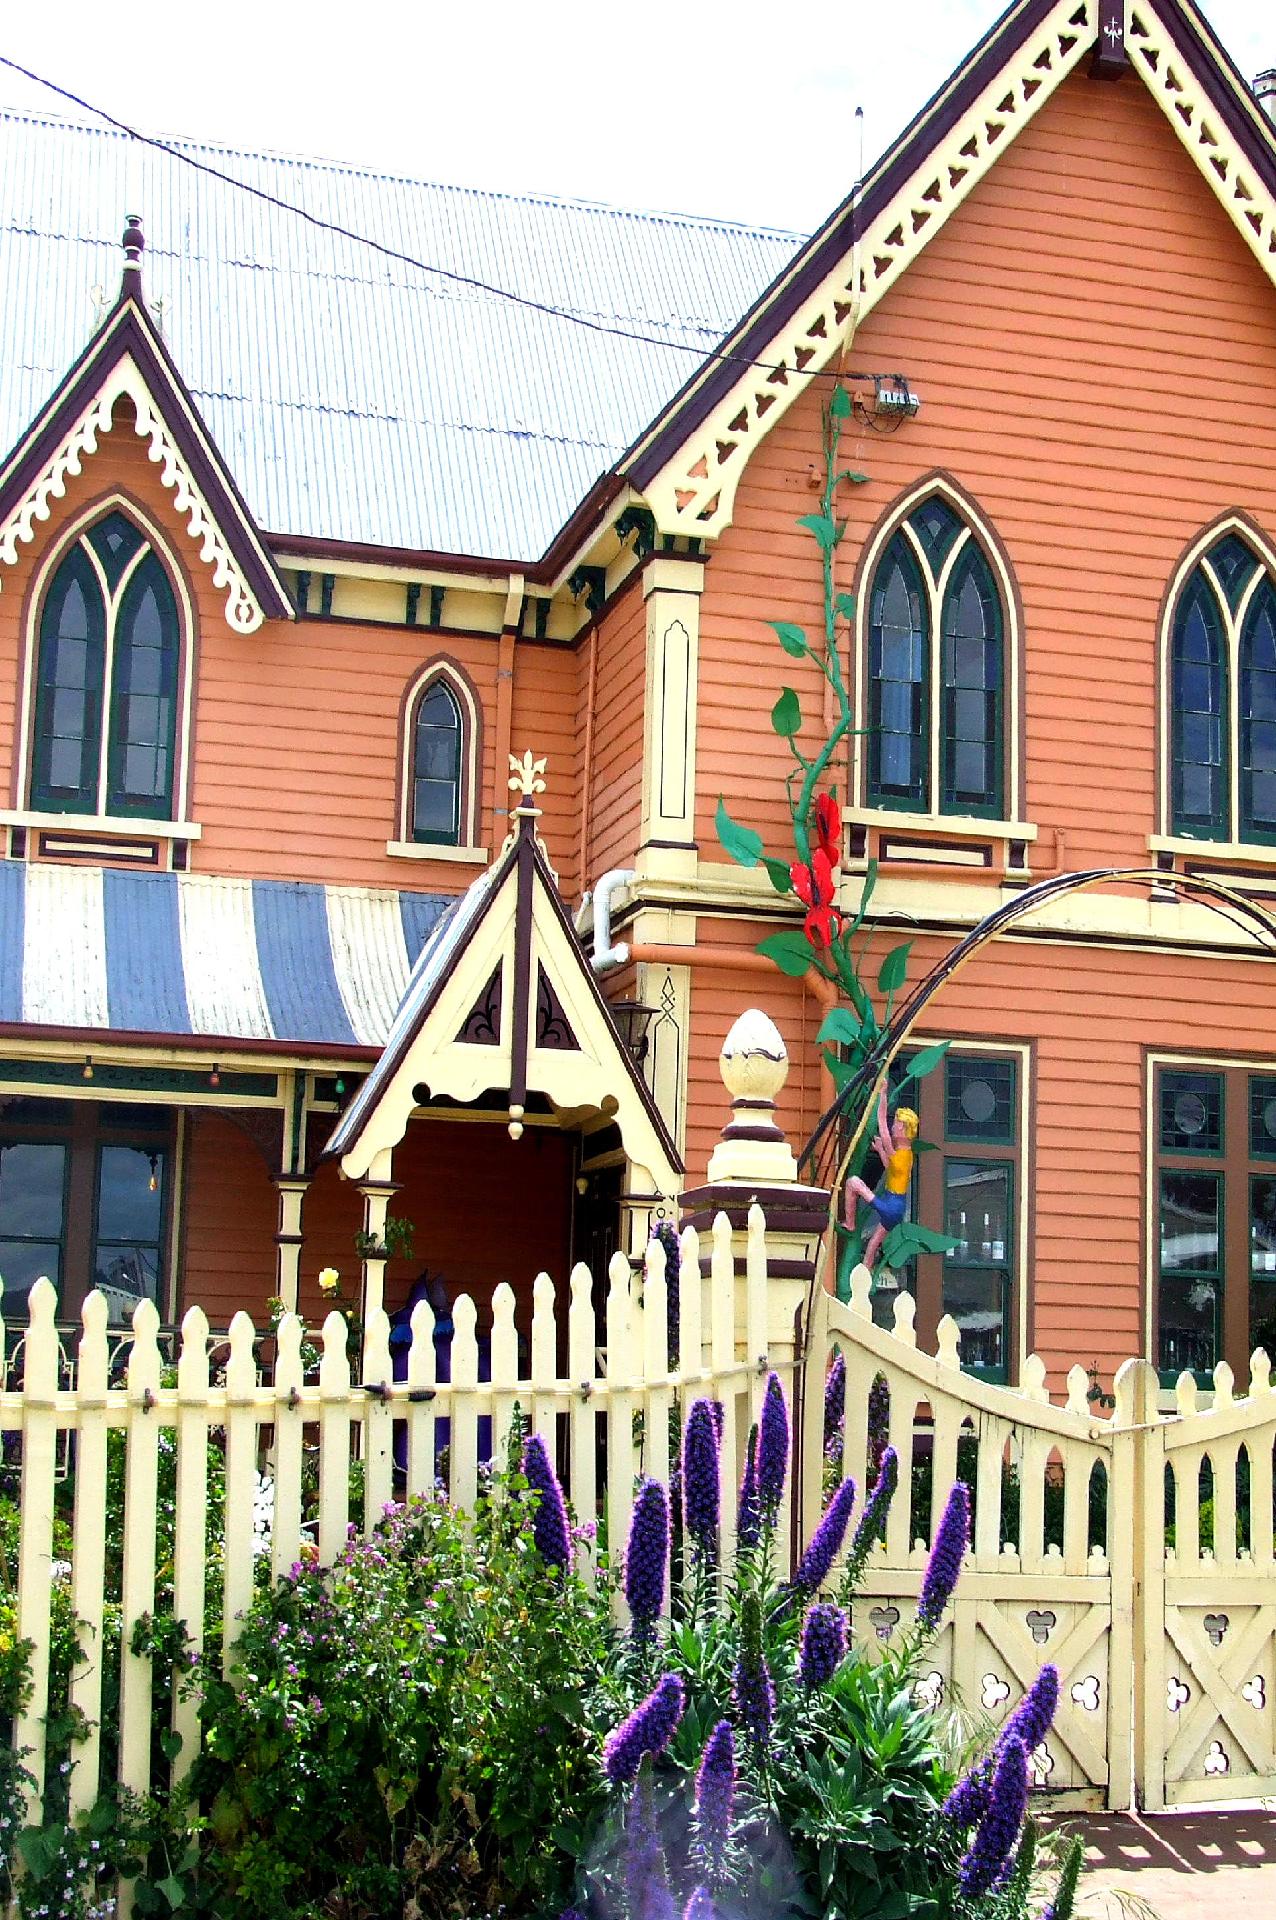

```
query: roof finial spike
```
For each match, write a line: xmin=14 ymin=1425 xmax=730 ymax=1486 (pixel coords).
xmin=120 ymin=213 xmax=145 ymax=293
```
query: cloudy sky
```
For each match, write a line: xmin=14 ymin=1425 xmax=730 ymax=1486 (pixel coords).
xmin=1 ymin=0 xmax=1272 ymax=233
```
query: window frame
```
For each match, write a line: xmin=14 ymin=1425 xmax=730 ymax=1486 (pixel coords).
xmin=1150 ymin=1054 xmax=1276 ymax=1386
xmin=19 ymin=495 xmax=195 ymax=829
xmin=394 ymin=659 xmax=482 ymax=855
xmin=1161 ymin=519 xmax=1276 ymax=849
xmin=855 ymin=480 xmax=1017 ymax=827
xmin=862 ymin=1038 xmax=1029 ymax=1383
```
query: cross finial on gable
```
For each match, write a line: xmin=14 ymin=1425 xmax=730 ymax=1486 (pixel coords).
xmin=1092 ymin=0 xmax=1127 ymax=79
xmin=120 ymin=213 xmax=145 ymax=294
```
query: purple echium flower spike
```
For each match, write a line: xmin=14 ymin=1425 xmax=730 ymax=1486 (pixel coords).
xmin=945 ymin=1663 xmax=1059 ymax=1827
xmin=603 ymin=1673 xmax=686 ymax=1786
xmin=625 ymin=1478 xmax=670 ymax=1637
xmin=625 ymin=1768 xmax=673 ymax=1920
xmin=791 ymin=1477 xmax=856 ymax=1597
xmin=798 ymin=1602 xmax=848 ymax=1689
xmin=757 ymin=1372 xmax=789 ymax=1517
xmin=522 ymin=1434 xmax=571 ymax=1573
xmin=867 ymin=1373 xmax=890 ymax=1478
xmin=684 ymin=1890 xmax=716 ymax=1920
xmin=736 ymin=1425 xmax=761 ymax=1551
xmin=682 ymin=1400 xmax=721 ymax=1556
xmin=916 ymin=1481 xmax=970 ymax=1632
xmin=694 ymin=1721 xmax=736 ymax=1888
xmin=733 ymin=1593 xmax=775 ymax=1753
xmin=823 ymin=1351 xmax=846 ymax=1458
xmin=958 ymin=1736 xmax=1029 ymax=1898
xmin=849 ymin=1445 xmax=898 ymax=1566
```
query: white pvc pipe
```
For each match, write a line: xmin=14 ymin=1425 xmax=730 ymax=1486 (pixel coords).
xmin=589 ymin=867 xmax=636 ymax=972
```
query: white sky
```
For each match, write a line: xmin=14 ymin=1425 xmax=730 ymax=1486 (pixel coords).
xmin=0 ymin=0 xmax=1272 ymax=233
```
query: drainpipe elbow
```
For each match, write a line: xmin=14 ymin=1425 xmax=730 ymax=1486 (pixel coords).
xmin=590 ymin=867 xmax=636 ymax=972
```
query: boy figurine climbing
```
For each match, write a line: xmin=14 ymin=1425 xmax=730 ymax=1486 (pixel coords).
xmin=843 ymin=1087 xmax=919 ymax=1270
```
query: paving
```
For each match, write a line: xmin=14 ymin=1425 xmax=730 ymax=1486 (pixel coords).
xmin=1074 ymin=1812 xmax=1276 ymax=1918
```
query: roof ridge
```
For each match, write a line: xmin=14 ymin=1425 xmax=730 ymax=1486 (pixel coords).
xmin=0 ymin=99 xmax=805 ymax=243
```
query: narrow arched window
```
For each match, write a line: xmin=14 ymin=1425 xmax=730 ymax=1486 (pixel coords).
xmin=865 ymin=492 xmax=1007 ymax=818
xmin=1167 ymin=528 xmax=1276 ymax=845
xmin=410 ymin=678 xmax=464 ymax=844
xmin=31 ymin=509 xmax=180 ymax=819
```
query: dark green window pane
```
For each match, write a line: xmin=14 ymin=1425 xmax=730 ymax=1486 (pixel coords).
xmin=411 ymin=680 xmax=463 ymax=845
xmin=1240 ymin=578 xmax=1276 ymax=839
xmin=1250 ymin=1076 xmax=1276 ymax=1159
xmin=1159 ymin=1070 xmax=1223 ymax=1154
xmin=0 ymin=1140 xmax=67 ymax=1317
xmin=1171 ymin=571 xmax=1227 ymax=838
xmin=1208 ymin=532 xmax=1259 ymax=612
xmin=1251 ymin=1175 xmax=1276 ymax=1277
xmin=1159 ymin=1170 xmax=1220 ymax=1274
xmin=85 ymin=510 xmax=145 ymax=592
xmin=942 ymin=1267 xmax=1008 ymax=1375
xmin=868 ymin=536 xmax=928 ymax=809
xmin=1250 ymin=1280 xmax=1276 ymax=1363
xmin=945 ymin=1054 xmax=1016 ymax=1143
xmin=943 ymin=1160 xmax=1012 ymax=1265
xmin=106 ymin=553 xmax=179 ymax=818
xmin=1160 ymin=1274 xmax=1217 ymax=1375
xmin=94 ymin=1144 xmax=165 ymax=1318
xmin=908 ymin=495 xmax=963 ymax=571
xmin=940 ymin=547 xmax=1002 ymax=817
xmin=31 ymin=546 xmax=106 ymax=812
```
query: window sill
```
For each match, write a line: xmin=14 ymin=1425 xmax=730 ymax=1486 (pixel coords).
xmin=385 ymin=840 xmax=489 ymax=866
xmin=0 ymin=809 xmax=202 ymax=841
xmin=847 ymin=806 xmax=1038 ymax=843
xmin=1149 ymin=833 xmax=1276 ymax=868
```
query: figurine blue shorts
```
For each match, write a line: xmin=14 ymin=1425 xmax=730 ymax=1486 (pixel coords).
xmin=872 ymin=1191 xmax=907 ymax=1229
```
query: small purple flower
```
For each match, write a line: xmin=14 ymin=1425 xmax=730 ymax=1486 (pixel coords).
xmin=625 ymin=1478 xmax=670 ymax=1636
xmin=709 ymin=1399 xmax=725 ymax=1441
xmin=798 ymin=1602 xmax=847 ymax=1689
xmin=916 ymin=1482 xmax=970 ymax=1632
xmin=958 ymin=1736 xmax=1028 ymax=1897
xmin=522 ymin=1433 xmax=571 ymax=1573
xmin=603 ymin=1673 xmax=686 ymax=1785
xmin=790 ymin=1477 xmax=856 ymax=1597
xmin=823 ymin=1352 xmax=846 ymax=1459
xmin=736 ymin=1426 xmax=761 ymax=1552
xmin=683 ymin=1400 xmax=721 ymax=1556
xmin=684 ymin=1890 xmax=716 ymax=1920
xmin=694 ymin=1721 xmax=735 ymax=1887
xmin=757 ymin=1372 xmax=789 ymax=1516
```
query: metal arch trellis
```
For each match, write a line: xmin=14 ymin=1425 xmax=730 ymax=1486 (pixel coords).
xmin=796 ymin=864 xmax=1276 ymax=1298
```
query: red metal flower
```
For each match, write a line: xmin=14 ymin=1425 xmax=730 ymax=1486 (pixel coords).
xmin=813 ymin=793 xmax=842 ymax=866
xmin=790 ymin=849 xmax=841 ymax=951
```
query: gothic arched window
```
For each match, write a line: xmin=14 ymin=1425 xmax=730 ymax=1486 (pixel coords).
xmin=31 ymin=509 xmax=181 ymax=819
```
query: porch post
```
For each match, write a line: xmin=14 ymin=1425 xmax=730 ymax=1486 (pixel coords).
xmin=679 ymin=1010 xmax=830 ymax=1383
xmin=357 ymin=1163 xmax=399 ymax=1331
xmin=273 ymin=1177 xmax=309 ymax=1315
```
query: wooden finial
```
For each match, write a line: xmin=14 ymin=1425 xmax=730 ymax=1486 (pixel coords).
xmin=121 ymin=214 xmax=145 ymax=291
xmin=508 ymin=750 xmax=547 ymax=809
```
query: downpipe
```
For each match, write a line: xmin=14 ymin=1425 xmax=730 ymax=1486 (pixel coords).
xmin=588 ymin=867 xmax=636 ymax=972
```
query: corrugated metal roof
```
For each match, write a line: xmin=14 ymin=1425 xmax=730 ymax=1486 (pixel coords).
xmin=0 ymin=862 xmax=453 ymax=1049
xmin=0 ymin=107 xmax=803 ymax=562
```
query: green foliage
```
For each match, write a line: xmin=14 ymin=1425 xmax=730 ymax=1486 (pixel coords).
xmin=716 ymin=796 xmax=764 ymax=869
xmin=773 ymin=621 xmax=810 ymax=659
xmin=877 ymin=942 xmax=913 ymax=997
xmin=771 ymin=687 xmax=803 ymax=738
xmin=353 ymin=1212 xmax=416 ymax=1262
xmin=193 ymin=1474 xmax=610 ymax=1919
xmin=757 ymin=930 xmax=818 ymax=978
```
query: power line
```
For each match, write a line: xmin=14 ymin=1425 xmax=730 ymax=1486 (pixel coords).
xmin=0 ymin=50 xmax=874 ymax=387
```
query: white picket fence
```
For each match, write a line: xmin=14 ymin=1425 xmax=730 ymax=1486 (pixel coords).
xmin=1 ymin=1208 xmax=791 ymax=1832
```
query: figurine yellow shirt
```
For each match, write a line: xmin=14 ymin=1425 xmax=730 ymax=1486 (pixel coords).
xmin=883 ymin=1144 xmax=914 ymax=1195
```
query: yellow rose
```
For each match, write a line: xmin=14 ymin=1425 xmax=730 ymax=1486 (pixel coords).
xmin=318 ymin=1267 xmax=340 ymax=1294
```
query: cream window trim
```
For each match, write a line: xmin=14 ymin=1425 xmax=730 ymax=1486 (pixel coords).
xmin=847 ymin=806 xmax=1037 ymax=843
xmin=0 ymin=808 xmax=202 ymax=842
xmin=1149 ymin=833 xmax=1276 ymax=868
xmin=385 ymin=839 xmax=488 ymax=866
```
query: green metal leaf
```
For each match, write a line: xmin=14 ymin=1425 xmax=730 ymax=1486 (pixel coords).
xmin=762 ymin=855 xmax=794 ymax=895
xmin=797 ymin=513 xmax=839 ymax=553
xmin=771 ymin=620 xmax=809 ymax=658
xmin=835 ymin=591 xmax=857 ymax=621
xmin=899 ymin=1039 xmax=949 ymax=1083
xmin=829 ymin=385 xmax=853 ymax=420
xmin=715 ymin=796 xmax=763 ymax=868
xmin=757 ymin=929 xmax=815 ymax=978
xmin=877 ymin=940 xmax=912 ymax=994
xmin=771 ymin=687 xmax=802 ymax=737
xmin=817 ymin=1007 xmax=861 ymax=1047
xmin=826 ymin=1049 xmax=857 ymax=1090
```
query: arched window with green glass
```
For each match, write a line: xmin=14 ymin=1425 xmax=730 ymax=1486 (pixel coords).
xmin=865 ymin=492 xmax=1007 ymax=819
xmin=30 ymin=509 xmax=181 ymax=819
xmin=409 ymin=675 xmax=465 ymax=845
xmin=1167 ymin=527 xmax=1276 ymax=846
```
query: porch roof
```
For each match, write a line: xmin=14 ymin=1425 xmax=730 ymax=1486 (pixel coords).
xmin=0 ymin=862 xmax=453 ymax=1051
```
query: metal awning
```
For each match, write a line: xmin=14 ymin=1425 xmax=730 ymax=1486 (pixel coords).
xmin=0 ymin=863 xmax=454 ymax=1050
